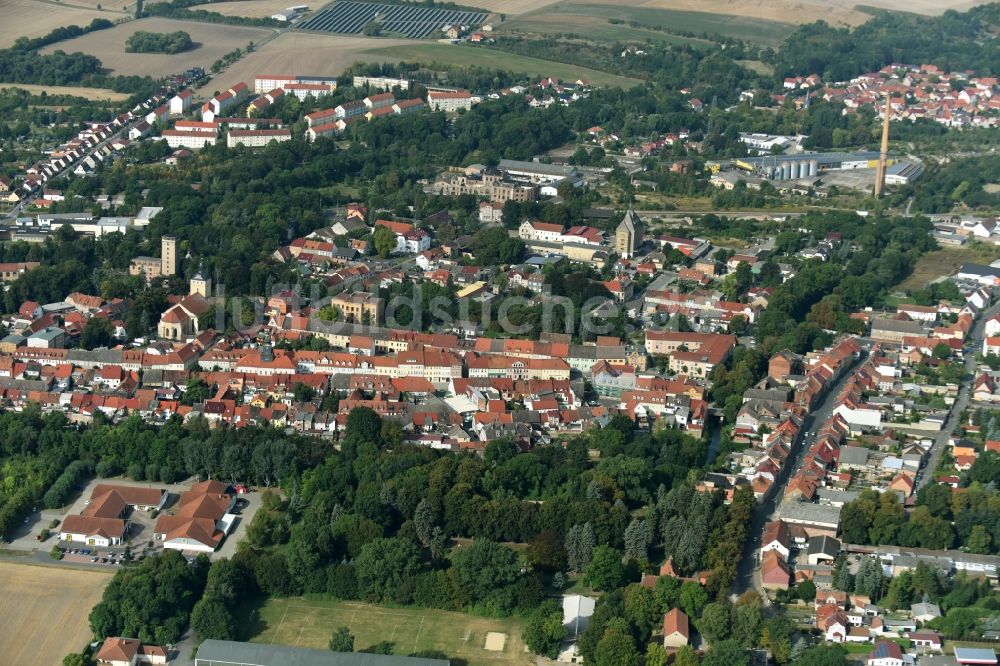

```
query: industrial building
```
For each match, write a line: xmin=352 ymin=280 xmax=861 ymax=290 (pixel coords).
xmin=733 ymin=151 xmax=891 ymax=181
xmin=884 ymin=160 xmax=924 ymax=185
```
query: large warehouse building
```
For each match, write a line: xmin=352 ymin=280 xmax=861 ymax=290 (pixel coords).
xmin=733 ymin=151 xmax=891 ymax=181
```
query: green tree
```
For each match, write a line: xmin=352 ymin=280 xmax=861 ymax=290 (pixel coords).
xmin=796 ymin=579 xmax=816 ymax=601
xmin=702 ymin=640 xmax=749 ymax=666
xmin=373 ymin=225 xmax=397 ymax=258
xmin=450 ymin=539 xmax=521 ymax=606
xmin=675 ymin=645 xmax=701 ymax=666
xmin=623 ymin=518 xmax=652 ymax=561
xmin=585 ymin=546 xmax=624 ymax=591
xmin=354 ymin=537 xmax=422 ymax=601
xmin=80 ymin=316 xmax=114 ymax=348
xmin=679 ymin=581 xmax=709 ymax=618
xmin=855 ymin=557 xmax=886 ymax=601
xmin=190 ymin=597 xmax=236 ymax=640
xmin=329 ymin=626 xmax=355 ymax=652
xmin=968 ymin=524 xmax=992 ymax=554
xmin=527 ymin=530 xmax=567 ymax=572
xmin=565 ymin=523 xmax=596 ymax=572
xmin=733 ymin=601 xmax=763 ymax=648
xmin=794 ymin=644 xmax=848 ymax=666
xmin=522 ymin=600 xmax=566 ymax=658
xmin=699 ymin=601 xmax=733 ymax=644
xmin=646 ymin=643 xmax=670 ymax=666
xmin=831 ymin=556 xmax=853 ymax=592
xmin=594 ymin=619 xmax=638 ymax=666
xmin=932 ymin=342 xmax=953 ymax=359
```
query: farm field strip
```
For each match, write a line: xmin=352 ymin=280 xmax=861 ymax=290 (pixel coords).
xmin=0 ymin=83 xmax=130 ymax=101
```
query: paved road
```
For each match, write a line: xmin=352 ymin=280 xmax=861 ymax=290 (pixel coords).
xmin=916 ymin=300 xmax=1000 ymax=491
xmin=732 ymin=349 xmax=869 ymax=595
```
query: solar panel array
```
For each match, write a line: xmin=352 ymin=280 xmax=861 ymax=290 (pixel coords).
xmin=297 ymin=1 xmax=488 ymax=39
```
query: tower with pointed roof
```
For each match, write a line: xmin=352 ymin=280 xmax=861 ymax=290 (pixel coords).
xmin=615 ymin=208 xmax=643 ymax=259
xmin=190 ymin=263 xmax=211 ymax=298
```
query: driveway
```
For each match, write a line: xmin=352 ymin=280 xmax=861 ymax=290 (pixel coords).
xmin=213 ymin=490 xmax=264 ymax=560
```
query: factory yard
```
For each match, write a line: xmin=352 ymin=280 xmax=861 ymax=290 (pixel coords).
xmin=39 ymin=17 xmax=274 ymax=78
xmin=0 ymin=560 xmax=112 ymax=664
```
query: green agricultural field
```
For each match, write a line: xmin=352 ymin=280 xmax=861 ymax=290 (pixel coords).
xmin=249 ymin=597 xmax=534 ymax=665
xmin=500 ymin=14 xmax=706 ymax=46
xmin=362 ymin=43 xmax=643 ymax=89
xmin=512 ymin=3 xmax=794 ymax=44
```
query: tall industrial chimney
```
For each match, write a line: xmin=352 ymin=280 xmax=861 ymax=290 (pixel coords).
xmin=874 ymin=96 xmax=891 ymax=198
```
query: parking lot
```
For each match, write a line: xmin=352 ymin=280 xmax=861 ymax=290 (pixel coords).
xmin=57 ymin=546 xmax=131 ymax=567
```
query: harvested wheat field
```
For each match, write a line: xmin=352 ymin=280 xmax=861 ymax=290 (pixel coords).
xmin=482 ymin=0 xmax=990 ymax=26
xmin=190 ymin=0 xmax=299 ymax=17
xmin=40 ymin=17 xmax=274 ymax=77
xmin=0 ymin=560 xmax=112 ymax=664
xmin=204 ymin=31 xmax=415 ymax=92
xmin=0 ymin=83 xmax=130 ymax=101
xmin=473 ymin=0 xmax=563 ymax=14
xmin=0 ymin=0 xmax=127 ymax=48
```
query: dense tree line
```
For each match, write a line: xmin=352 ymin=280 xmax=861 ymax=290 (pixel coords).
xmin=42 ymin=460 xmax=91 ymax=509
xmin=226 ymin=408 xmax=753 ymax=623
xmin=772 ymin=4 xmax=1000 ymax=80
xmin=124 ymin=30 xmax=194 ymax=54
xmin=10 ymin=18 xmax=115 ymax=52
xmin=0 ymin=21 xmax=157 ymax=94
xmin=142 ymin=0 xmax=281 ymax=26
xmin=900 ymin=155 xmax=1000 ymax=213
xmin=90 ymin=550 xmax=209 ymax=644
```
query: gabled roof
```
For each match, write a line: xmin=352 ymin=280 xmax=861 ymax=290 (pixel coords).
xmin=663 ymin=608 xmax=689 ymax=639
xmin=95 ymin=637 xmax=140 ymax=662
xmin=869 ymin=640 xmax=903 ymax=661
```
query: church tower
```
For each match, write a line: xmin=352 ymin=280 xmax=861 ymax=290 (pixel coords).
xmin=190 ymin=263 xmax=211 ymax=298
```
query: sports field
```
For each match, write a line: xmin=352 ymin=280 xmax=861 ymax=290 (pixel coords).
xmin=0 ymin=561 xmax=112 ymax=664
xmin=251 ymin=598 xmax=533 ymax=665
xmin=363 ymin=43 xmax=642 ymax=89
